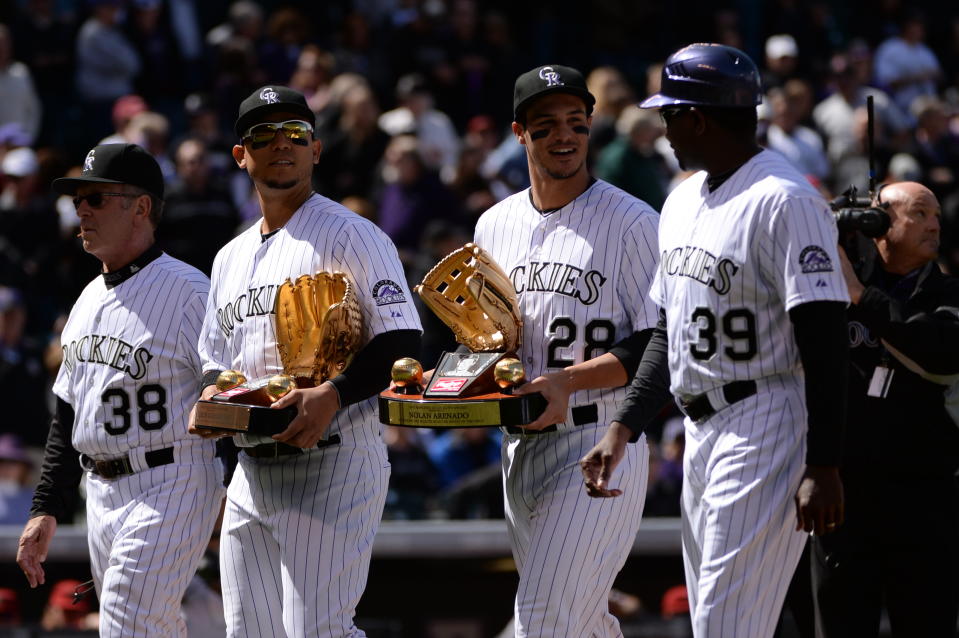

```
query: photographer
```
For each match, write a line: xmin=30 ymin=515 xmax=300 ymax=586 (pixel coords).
xmin=813 ymin=182 xmax=959 ymax=637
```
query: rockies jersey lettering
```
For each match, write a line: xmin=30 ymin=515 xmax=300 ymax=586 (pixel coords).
xmin=215 ymin=284 xmax=280 ymax=337
xmin=509 ymin=261 xmax=607 ymax=304
xmin=61 ymin=335 xmax=153 ymax=380
xmin=652 ymin=150 xmax=849 ymax=398
xmin=659 ymin=245 xmax=740 ymax=294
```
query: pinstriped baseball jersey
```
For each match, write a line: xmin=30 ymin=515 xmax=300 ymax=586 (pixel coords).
xmin=54 ymin=253 xmax=215 ymax=460
xmin=651 ymin=150 xmax=850 ymax=399
xmin=475 ymin=179 xmax=660 ymax=427
xmin=199 ymin=192 xmax=422 ymax=446
xmin=203 ymin=192 xmax=416 ymax=638
xmin=651 ymin=150 xmax=848 ymax=638
xmin=475 ymin=178 xmax=659 ymax=637
xmin=52 ymin=251 xmax=224 ymax=638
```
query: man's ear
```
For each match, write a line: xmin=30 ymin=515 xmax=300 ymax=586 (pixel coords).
xmin=691 ymin=108 xmax=707 ymax=135
xmin=512 ymin=121 xmax=526 ymax=146
xmin=232 ymin=144 xmax=246 ymax=169
xmin=313 ymin=138 xmax=322 ymax=165
xmin=134 ymin=193 xmax=152 ymax=222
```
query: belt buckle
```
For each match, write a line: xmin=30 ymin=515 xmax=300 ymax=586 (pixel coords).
xmin=99 ymin=457 xmax=132 ymax=479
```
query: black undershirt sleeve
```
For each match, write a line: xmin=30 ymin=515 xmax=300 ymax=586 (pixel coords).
xmin=607 ymin=328 xmax=655 ymax=382
xmin=327 ymin=329 xmax=422 ymax=407
xmin=30 ymin=398 xmax=83 ymax=522
xmin=200 ymin=369 xmax=222 ymax=392
xmin=612 ymin=310 xmax=674 ymax=442
xmin=789 ymin=300 xmax=848 ymax=466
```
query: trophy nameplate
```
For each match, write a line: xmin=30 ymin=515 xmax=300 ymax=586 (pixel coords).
xmin=194 ymin=376 xmax=299 ymax=435
xmin=378 ymin=390 xmax=548 ymax=428
xmin=378 ymin=352 xmax=548 ymax=428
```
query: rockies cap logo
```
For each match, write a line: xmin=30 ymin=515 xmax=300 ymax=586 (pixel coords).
xmin=83 ymin=149 xmax=96 ymax=173
xmin=538 ymin=66 xmax=563 ymax=87
xmin=259 ymin=87 xmax=279 ymax=104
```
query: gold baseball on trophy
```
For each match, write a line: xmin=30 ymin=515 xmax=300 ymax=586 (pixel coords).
xmin=391 ymin=357 xmax=424 ymax=388
xmin=266 ymin=374 xmax=297 ymax=402
xmin=215 ymin=369 xmax=247 ymax=391
xmin=494 ymin=357 xmax=525 ymax=389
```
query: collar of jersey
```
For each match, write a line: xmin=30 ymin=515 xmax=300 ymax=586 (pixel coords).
xmin=101 ymin=244 xmax=162 ymax=288
xmin=527 ymin=177 xmax=597 ymax=216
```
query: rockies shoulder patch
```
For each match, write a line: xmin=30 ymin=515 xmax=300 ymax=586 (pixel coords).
xmin=373 ymin=279 xmax=407 ymax=305
xmin=799 ymin=246 xmax=833 ymax=273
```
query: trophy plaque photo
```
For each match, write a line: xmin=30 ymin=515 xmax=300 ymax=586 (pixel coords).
xmin=379 ymin=243 xmax=547 ymax=429
xmin=194 ymin=271 xmax=363 ymax=436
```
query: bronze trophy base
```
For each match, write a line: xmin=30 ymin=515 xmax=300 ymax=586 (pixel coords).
xmin=194 ymin=376 xmax=298 ymax=436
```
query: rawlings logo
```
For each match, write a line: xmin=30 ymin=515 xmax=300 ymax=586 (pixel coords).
xmin=538 ymin=66 xmax=563 ymax=87
xmin=799 ymin=245 xmax=833 ymax=274
xmin=259 ymin=87 xmax=279 ymax=104
xmin=83 ymin=149 xmax=95 ymax=173
xmin=372 ymin=279 xmax=406 ymax=306
xmin=432 ymin=378 xmax=467 ymax=392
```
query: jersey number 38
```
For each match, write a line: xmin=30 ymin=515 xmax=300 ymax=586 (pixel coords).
xmin=100 ymin=385 xmax=168 ymax=434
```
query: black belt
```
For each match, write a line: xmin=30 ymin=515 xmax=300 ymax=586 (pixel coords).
xmin=681 ymin=380 xmax=757 ymax=422
xmin=83 ymin=447 xmax=175 ymax=479
xmin=244 ymin=434 xmax=341 ymax=458
xmin=504 ymin=403 xmax=598 ymax=435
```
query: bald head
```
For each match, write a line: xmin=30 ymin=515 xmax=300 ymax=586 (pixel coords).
xmin=875 ymin=181 xmax=941 ymax=274
xmin=879 ymin=181 xmax=935 ymax=210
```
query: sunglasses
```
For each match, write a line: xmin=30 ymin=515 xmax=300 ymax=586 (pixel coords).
xmin=73 ymin=192 xmax=140 ymax=209
xmin=242 ymin=120 xmax=314 ymax=149
xmin=660 ymin=105 xmax=693 ymax=124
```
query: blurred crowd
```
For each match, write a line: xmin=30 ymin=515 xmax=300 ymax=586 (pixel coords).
xmin=1 ymin=0 xmax=958 ymax=543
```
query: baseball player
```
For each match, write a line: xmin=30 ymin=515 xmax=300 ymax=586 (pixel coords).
xmin=473 ymin=64 xmax=660 ymax=637
xmin=189 ymin=86 xmax=421 ymax=637
xmin=581 ymin=44 xmax=850 ymax=638
xmin=16 ymin=143 xmax=225 ymax=637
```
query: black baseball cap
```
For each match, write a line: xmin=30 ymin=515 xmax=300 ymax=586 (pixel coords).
xmin=513 ymin=64 xmax=595 ymax=121
xmin=52 ymin=143 xmax=164 ymax=199
xmin=234 ymin=85 xmax=315 ymax=137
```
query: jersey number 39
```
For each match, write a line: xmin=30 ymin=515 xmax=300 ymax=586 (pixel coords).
xmin=100 ymin=385 xmax=168 ymax=434
xmin=690 ymin=307 xmax=757 ymax=361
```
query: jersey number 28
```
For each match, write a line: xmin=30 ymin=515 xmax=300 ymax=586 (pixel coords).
xmin=100 ymin=385 xmax=168 ymax=434
xmin=547 ymin=317 xmax=616 ymax=367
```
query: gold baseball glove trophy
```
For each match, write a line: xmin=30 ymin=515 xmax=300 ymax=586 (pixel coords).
xmin=379 ymin=243 xmax=546 ymax=428
xmin=194 ymin=271 xmax=363 ymax=435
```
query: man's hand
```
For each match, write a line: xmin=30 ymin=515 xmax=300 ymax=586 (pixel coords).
xmin=837 ymin=245 xmax=864 ymax=304
xmin=795 ymin=464 xmax=844 ymax=535
xmin=514 ymin=370 xmax=572 ymax=431
xmin=188 ymin=384 xmax=230 ymax=439
xmin=18 ymin=515 xmax=57 ymax=588
xmin=270 ymin=381 xmax=340 ymax=448
xmin=579 ymin=422 xmax=633 ymax=497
